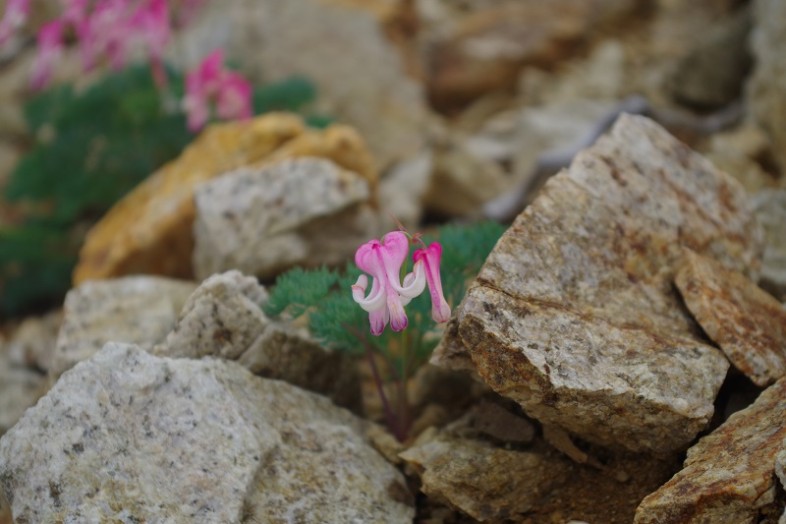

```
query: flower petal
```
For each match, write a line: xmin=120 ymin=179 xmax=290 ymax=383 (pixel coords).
xmin=351 ymin=274 xmax=385 ymax=313
xmin=414 ymin=242 xmax=451 ymax=323
xmin=369 ymin=306 xmax=389 ymax=336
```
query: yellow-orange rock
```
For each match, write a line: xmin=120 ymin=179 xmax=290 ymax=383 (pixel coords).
xmin=73 ymin=113 xmax=378 ymax=285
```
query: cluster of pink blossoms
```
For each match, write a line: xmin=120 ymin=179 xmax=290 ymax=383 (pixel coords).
xmin=352 ymin=231 xmax=451 ymax=336
xmin=0 ymin=0 xmax=250 ymax=131
xmin=182 ymin=49 xmax=252 ymax=131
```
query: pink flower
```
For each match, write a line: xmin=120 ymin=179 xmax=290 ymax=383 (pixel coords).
xmin=414 ymin=242 xmax=451 ymax=323
xmin=183 ymin=49 xmax=253 ymax=131
xmin=30 ymin=20 xmax=64 ymax=90
xmin=0 ymin=0 xmax=30 ymax=45
xmin=352 ymin=231 xmax=426 ymax=336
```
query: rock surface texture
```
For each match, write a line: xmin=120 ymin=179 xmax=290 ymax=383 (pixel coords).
xmin=635 ymin=377 xmax=786 ymax=524
xmin=153 ymin=271 xmax=359 ymax=409
xmin=0 ymin=344 xmax=413 ymax=523
xmin=192 ymin=157 xmax=377 ymax=280
xmin=51 ymin=276 xmax=196 ymax=379
xmin=748 ymin=0 xmax=786 ymax=172
xmin=435 ymin=114 xmax=763 ymax=454
xmin=675 ymin=249 xmax=786 ymax=386
xmin=73 ymin=114 xmax=376 ymax=284
xmin=753 ymin=189 xmax=786 ymax=301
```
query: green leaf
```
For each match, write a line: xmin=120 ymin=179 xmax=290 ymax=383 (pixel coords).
xmin=263 ymin=266 xmax=338 ymax=318
xmin=252 ymin=76 xmax=317 ymax=115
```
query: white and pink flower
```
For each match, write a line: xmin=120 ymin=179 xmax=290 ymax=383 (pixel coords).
xmin=352 ymin=231 xmax=451 ymax=336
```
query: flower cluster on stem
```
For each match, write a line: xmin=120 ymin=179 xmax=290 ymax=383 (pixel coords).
xmin=352 ymin=230 xmax=451 ymax=336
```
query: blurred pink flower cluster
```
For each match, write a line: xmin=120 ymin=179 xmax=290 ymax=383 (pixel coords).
xmin=182 ymin=49 xmax=252 ymax=131
xmin=0 ymin=0 xmax=252 ymax=131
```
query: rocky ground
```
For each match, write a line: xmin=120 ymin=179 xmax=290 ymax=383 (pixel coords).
xmin=2 ymin=0 xmax=786 ymax=522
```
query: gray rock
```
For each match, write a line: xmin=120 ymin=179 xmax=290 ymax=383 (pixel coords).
xmin=154 ymin=270 xmax=269 ymax=361
xmin=675 ymin=249 xmax=786 ymax=387
xmin=747 ymin=0 xmax=786 ymax=172
xmin=6 ymin=310 xmax=62 ymax=373
xmin=752 ymin=189 xmax=786 ymax=301
xmin=154 ymin=270 xmax=359 ymax=410
xmin=51 ymin=276 xmax=196 ymax=379
xmin=436 ymin=114 xmax=762 ymax=454
xmin=170 ymin=0 xmax=430 ymax=170
xmin=635 ymin=377 xmax=786 ymax=524
xmin=192 ymin=157 xmax=378 ymax=280
xmin=0 ymin=343 xmax=413 ymax=523
xmin=0 ymin=353 xmax=45 ymax=436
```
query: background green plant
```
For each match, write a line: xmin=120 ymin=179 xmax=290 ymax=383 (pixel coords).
xmin=0 ymin=66 xmax=323 ymax=316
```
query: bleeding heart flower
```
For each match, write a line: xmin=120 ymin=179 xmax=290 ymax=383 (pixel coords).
xmin=183 ymin=49 xmax=253 ymax=131
xmin=352 ymin=231 xmax=426 ymax=336
xmin=30 ymin=20 xmax=64 ymax=90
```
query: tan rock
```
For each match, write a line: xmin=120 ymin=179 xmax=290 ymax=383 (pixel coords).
xmin=437 ymin=115 xmax=762 ymax=454
xmin=73 ymin=113 xmax=377 ymax=284
xmin=424 ymin=0 xmax=641 ymax=111
xmin=675 ymin=249 xmax=786 ymax=386
xmin=635 ymin=377 xmax=786 ymax=524
xmin=748 ymin=0 xmax=786 ymax=173
xmin=401 ymin=416 xmax=678 ymax=523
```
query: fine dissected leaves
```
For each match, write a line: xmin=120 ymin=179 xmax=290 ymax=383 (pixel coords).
xmin=263 ymin=266 xmax=338 ymax=319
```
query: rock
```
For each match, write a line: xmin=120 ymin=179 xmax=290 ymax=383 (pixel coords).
xmin=436 ymin=115 xmax=763 ymax=454
xmin=703 ymin=123 xmax=777 ymax=193
xmin=752 ymin=189 xmax=786 ymax=301
xmin=747 ymin=0 xmax=786 ymax=173
xmin=192 ymin=157 xmax=378 ymax=280
xmin=153 ymin=271 xmax=269 ymax=361
xmin=401 ymin=426 xmax=572 ymax=521
xmin=73 ymin=114 xmax=377 ymax=284
xmin=51 ymin=276 xmax=196 ymax=378
xmin=0 ymin=343 xmax=413 ymax=523
xmin=400 ymin=416 xmax=678 ymax=523
xmin=170 ymin=0 xmax=430 ymax=170
xmin=0 ymin=353 xmax=46 ymax=436
xmin=635 ymin=377 xmax=786 ymax=523
xmin=5 ymin=310 xmax=62 ymax=373
xmin=667 ymin=6 xmax=752 ymax=109
xmin=378 ymin=149 xmax=432 ymax=229
xmin=423 ymin=0 xmax=641 ymax=110
xmin=675 ymin=249 xmax=786 ymax=386
xmin=154 ymin=270 xmax=359 ymax=410
xmin=424 ymin=128 xmax=511 ymax=216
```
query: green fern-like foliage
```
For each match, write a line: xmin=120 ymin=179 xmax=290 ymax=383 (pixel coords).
xmin=0 ymin=66 xmax=322 ymax=317
xmin=265 ymin=221 xmax=507 ymax=366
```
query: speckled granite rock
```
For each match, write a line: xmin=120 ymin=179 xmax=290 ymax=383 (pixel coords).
xmin=635 ymin=377 xmax=786 ymax=524
xmin=753 ymin=189 xmax=786 ymax=301
xmin=0 ymin=343 xmax=413 ymax=523
xmin=51 ymin=276 xmax=196 ymax=379
xmin=193 ymin=157 xmax=379 ymax=280
xmin=153 ymin=271 xmax=359 ymax=410
xmin=73 ymin=114 xmax=377 ymax=284
xmin=435 ymin=114 xmax=762 ymax=454
xmin=748 ymin=0 xmax=786 ymax=172
xmin=675 ymin=249 xmax=786 ymax=386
